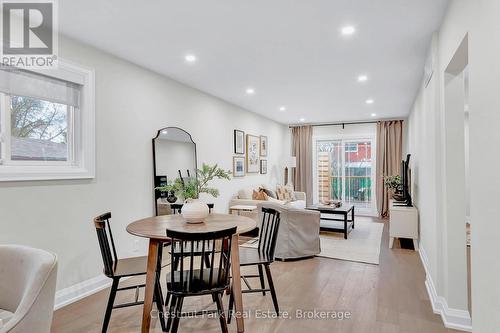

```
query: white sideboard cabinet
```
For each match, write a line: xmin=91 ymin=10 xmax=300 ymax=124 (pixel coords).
xmin=389 ymin=200 xmax=419 ymax=251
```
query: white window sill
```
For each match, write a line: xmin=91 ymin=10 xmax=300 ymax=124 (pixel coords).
xmin=0 ymin=165 xmax=94 ymax=181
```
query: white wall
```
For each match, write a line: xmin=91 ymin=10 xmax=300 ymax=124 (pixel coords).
xmin=0 ymin=36 xmax=288 ymax=293
xmin=407 ymin=0 xmax=500 ymax=331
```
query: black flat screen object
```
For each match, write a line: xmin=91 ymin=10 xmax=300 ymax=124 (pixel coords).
xmin=394 ymin=154 xmax=413 ymax=207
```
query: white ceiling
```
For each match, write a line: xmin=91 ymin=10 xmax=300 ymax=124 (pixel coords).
xmin=59 ymin=0 xmax=449 ymax=125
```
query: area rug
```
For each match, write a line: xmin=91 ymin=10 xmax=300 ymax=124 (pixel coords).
xmin=241 ymin=221 xmax=384 ymax=265
xmin=317 ymin=221 xmax=384 ymax=265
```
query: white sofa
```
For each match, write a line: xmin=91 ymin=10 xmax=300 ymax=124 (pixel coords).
xmin=0 ymin=245 xmax=58 ymax=333
xmin=229 ymin=187 xmax=320 ymax=260
xmin=228 ymin=188 xmax=307 ymax=220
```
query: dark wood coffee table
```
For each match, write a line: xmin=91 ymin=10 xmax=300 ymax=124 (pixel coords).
xmin=306 ymin=204 xmax=355 ymax=239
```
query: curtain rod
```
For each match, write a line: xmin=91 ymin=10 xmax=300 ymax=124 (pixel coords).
xmin=288 ymin=118 xmax=405 ymax=128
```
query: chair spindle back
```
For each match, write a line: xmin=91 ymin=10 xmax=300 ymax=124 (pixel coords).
xmin=93 ymin=212 xmax=118 ymax=277
xmin=167 ymin=227 xmax=236 ymax=295
xmin=258 ymin=207 xmax=281 ymax=260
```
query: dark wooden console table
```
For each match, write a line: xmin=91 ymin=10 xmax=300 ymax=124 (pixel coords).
xmin=306 ymin=204 xmax=355 ymax=239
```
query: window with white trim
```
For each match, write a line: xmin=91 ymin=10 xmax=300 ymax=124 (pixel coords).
xmin=0 ymin=62 xmax=95 ymax=181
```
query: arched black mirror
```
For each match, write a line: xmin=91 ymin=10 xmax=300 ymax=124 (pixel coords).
xmin=153 ymin=127 xmax=197 ymax=215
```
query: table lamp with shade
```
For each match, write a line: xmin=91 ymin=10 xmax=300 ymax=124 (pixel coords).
xmin=284 ymin=156 xmax=296 ymax=185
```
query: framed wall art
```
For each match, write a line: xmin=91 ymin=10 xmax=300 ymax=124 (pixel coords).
xmin=246 ymin=134 xmax=260 ymax=173
xmin=234 ymin=129 xmax=245 ymax=154
xmin=260 ymin=159 xmax=267 ymax=174
xmin=260 ymin=135 xmax=268 ymax=157
xmin=233 ymin=156 xmax=245 ymax=177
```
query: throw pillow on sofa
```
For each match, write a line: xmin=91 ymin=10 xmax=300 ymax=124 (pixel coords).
xmin=276 ymin=184 xmax=296 ymax=201
xmin=264 ymin=189 xmax=277 ymax=198
xmin=259 ymin=185 xmax=277 ymax=199
xmin=252 ymin=189 xmax=268 ymax=200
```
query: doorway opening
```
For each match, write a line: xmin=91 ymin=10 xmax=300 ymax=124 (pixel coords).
xmin=443 ymin=33 xmax=471 ymax=316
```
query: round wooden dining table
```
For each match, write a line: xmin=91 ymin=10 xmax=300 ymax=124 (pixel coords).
xmin=127 ymin=213 xmax=257 ymax=333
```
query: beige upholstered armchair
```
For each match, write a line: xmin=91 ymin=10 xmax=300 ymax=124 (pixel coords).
xmin=0 ymin=245 xmax=58 ymax=333
xmin=257 ymin=201 xmax=321 ymax=260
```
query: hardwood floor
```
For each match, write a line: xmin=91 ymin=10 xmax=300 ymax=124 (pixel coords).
xmin=52 ymin=216 xmax=459 ymax=333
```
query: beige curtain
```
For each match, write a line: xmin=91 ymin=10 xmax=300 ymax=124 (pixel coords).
xmin=292 ymin=125 xmax=313 ymax=205
xmin=376 ymin=120 xmax=403 ymax=217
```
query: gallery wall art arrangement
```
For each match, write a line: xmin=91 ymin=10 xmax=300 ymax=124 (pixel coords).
xmin=232 ymin=129 xmax=267 ymax=177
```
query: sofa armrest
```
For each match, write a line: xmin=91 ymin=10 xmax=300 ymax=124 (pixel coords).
xmin=256 ymin=201 xmax=319 ymax=224
xmin=228 ymin=198 xmax=263 ymax=207
xmin=258 ymin=203 xmax=320 ymax=260
xmin=286 ymin=207 xmax=320 ymax=218
xmin=294 ymin=191 xmax=306 ymax=201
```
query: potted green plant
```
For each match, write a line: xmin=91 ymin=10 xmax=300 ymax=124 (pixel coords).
xmin=156 ymin=163 xmax=231 ymax=223
xmin=384 ymin=175 xmax=402 ymax=199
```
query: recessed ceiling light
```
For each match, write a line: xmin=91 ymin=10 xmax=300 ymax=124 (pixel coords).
xmin=371 ymin=113 xmax=377 ymax=117
xmin=245 ymin=88 xmax=255 ymax=95
xmin=161 ymin=130 xmax=168 ymax=134
xmin=366 ymin=99 xmax=374 ymax=105
xmin=341 ymin=25 xmax=356 ymax=36
xmin=358 ymin=75 xmax=368 ymax=82
xmin=299 ymin=117 xmax=305 ymax=122
xmin=279 ymin=106 xmax=286 ymax=111
xmin=184 ymin=54 xmax=197 ymax=63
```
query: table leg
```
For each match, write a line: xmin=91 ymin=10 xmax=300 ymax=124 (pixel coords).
xmin=352 ymin=207 xmax=355 ymax=228
xmin=230 ymin=233 xmax=245 ymax=332
xmin=142 ymin=239 xmax=159 ymax=333
xmin=344 ymin=213 xmax=348 ymax=239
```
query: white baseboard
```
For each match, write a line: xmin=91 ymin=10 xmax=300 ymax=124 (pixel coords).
xmin=418 ymin=247 xmax=472 ymax=332
xmin=54 ymin=274 xmax=112 ymax=310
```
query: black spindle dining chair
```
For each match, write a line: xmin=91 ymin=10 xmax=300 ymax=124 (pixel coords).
xmin=93 ymin=212 xmax=168 ymax=333
xmin=165 ymin=227 xmax=236 ymax=333
xmin=228 ymin=207 xmax=281 ymax=323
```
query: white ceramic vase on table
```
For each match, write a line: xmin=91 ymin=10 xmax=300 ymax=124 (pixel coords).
xmin=181 ymin=198 xmax=209 ymax=223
